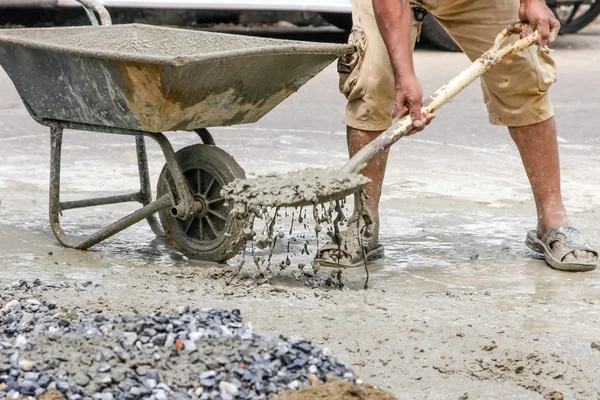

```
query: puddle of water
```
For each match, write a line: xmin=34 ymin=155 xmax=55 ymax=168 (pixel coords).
xmin=1 ymin=175 xmax=599 ymax=315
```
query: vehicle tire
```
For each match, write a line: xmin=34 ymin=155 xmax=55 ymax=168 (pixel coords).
xmin=420 ymin=14 xmax=462 ymax=52
xmin=553 ymin=1 xmax=600 ymax=34
xmin=157 ymin=144 xmax=246 ymax=262
xmin=320 ymin=12 xmax=353 ymax=31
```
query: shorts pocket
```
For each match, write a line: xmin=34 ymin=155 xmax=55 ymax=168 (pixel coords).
xmin=338 ymin=27 xmax=368 ymax=101
xmin=531 ymin=47 xmax=558 ymax=92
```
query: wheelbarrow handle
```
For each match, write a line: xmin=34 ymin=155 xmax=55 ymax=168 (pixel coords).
xmin=341 ymin=23 xmax=541 ymax=175
xmin=74 ymin=0 xmax=112 ymax=26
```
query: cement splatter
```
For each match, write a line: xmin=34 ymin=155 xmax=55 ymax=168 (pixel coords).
xmin=220 ymin=168 xmax=374 ymax=285
xmin=222 ymin=176 xmax=374 ymax=288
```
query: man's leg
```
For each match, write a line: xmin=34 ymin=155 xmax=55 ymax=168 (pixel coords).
xmin=509 ymin=118 xmax=595 ymax=263
xmin=316 ymin=0 xmax=421 ymax=264
xmin=347 ymin=127 xmax=389 ymax=246
xmin=434 ymin=0 xmax=597 ymax=267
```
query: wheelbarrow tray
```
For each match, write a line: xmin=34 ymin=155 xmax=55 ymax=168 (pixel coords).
xmin=0 ymin=24 xmax=351 ymax=133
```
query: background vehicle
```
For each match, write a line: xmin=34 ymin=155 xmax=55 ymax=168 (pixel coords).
xmin=2 ymin=0 xmax=599 ymax=51
xmin=320 ymin=0 xmax=600 ymax=51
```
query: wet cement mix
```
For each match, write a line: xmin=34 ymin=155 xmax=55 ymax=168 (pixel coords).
xmin=0 ymin=289 xmax=394 ymax=400
xmin=221 ymin=168 xmax=370 ymax=211
xmin=222 ymin=168 xmax=374 ymax=288
xmin=2 ymin=271 xmax=600 ymax=400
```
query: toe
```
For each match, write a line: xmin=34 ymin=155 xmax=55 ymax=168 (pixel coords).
xmin=573 ymin=249 xmax=586 ymax=261
xmin=573 ymin=249 xmax=595 ymax=263
xmin=583 ymin=250 xmax=598 ymax=263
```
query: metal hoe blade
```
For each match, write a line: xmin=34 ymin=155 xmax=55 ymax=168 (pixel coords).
xmin=221 ymin=168 xmax=371 ymax=209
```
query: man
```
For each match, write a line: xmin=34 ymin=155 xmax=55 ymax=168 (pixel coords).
xmin=316 ymin=0 xmax=598 ymax=271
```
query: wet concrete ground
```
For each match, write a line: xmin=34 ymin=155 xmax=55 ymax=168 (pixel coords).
xmin=1 ymin=25 xmax=600 ymax=399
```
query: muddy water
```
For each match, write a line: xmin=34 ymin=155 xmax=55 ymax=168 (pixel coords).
xmin=2 ymin=192 xmax=600 ymax=398
xmin=3 ymin=36 xmax=600 ymax=398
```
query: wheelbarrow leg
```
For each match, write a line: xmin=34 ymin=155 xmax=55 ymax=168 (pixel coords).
xmin=144 ymin=132 xmax=196 ymax=220
xmin=48 ymin=124 xmax=65 ymax=245
xmin=135 ymin=135 xmax=165 ymax=238
xmin=194 ymin=128 xmax=215 ymax=146
xmin=48 ymin=124 xmax=172 ymax=250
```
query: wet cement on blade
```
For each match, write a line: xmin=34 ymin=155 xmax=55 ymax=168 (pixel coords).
xmin=222 ymin=168 xmax=370 ymax=210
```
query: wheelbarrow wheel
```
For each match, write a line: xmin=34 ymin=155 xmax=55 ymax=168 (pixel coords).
xmin=156 ymin=144 xmax=246 ymax=262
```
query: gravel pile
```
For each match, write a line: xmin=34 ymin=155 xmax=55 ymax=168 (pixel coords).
xmin=0 ymin=298 xmax=356 ymax=400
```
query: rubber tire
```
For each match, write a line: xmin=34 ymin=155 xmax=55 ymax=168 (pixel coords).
xmin=157 ymin=144 xmax=246 ymax=263
xmin=554 ymin=2 xmax=600 ymax=34
xmin=320 ymin=12 xmax=353 ymax=32
xmin=420 ymin=14 xmax=462 ymax=52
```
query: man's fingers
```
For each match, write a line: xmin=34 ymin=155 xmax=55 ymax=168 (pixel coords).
xmin=405 ymin=113 xmax=435 ymax=136
xmin=537 ymin=19 xmax=550 ymax=46
xmin=393 ymin=102 xmax=409 ymax=120
xmin=408 ymin=97 xmax=424 ymax=130
xmin=548 ymin=18 xmax=560 ymax=43
xmin=424 ymin=113 xmax=435 ymax=126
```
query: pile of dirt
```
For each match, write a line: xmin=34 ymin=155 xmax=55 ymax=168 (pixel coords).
xmin=271 ymin=381 xmax=396 ymax=400
xmin=0 ymin=298 xmax=358 ymax=399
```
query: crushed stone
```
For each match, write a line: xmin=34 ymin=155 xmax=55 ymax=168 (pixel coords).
xmin=0 ymin=298 xmax=359 ymax=400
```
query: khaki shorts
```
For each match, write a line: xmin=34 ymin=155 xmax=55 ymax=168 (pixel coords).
xmin=339 ymin=0 xmax=558 ymax=131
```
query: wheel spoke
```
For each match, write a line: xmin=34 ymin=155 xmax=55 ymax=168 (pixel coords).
xmin=567 ymin=3 xmax=581 ymax=23
xmin=209 ymin=209 xmax=227 ymax=221
xmin=206 ymin=215 xmax=218 ymax=238
xmin=207 ymin=197 xmax=224 ymax=205
xmin=199 ymin=217 xmax=204 ymax=241
xmin=184 ymin=216 xmax=195 ymax=234
xmin=204 ymin=177 xmax=216 ymax=197
xmin=196 ymin=169 xmax=202 ymax=195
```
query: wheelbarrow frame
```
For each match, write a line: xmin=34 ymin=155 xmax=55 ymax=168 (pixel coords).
xmin=15 ymin=0 xmax=236 ymax=251
xmin=1 ymin=0 xmax=351 ymax=259
xmin=22 ymin=87 xmax=217 ymax=250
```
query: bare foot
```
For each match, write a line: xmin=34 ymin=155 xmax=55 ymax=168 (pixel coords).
xmin=316 ymin=217 xmax=380 ymax=265
xmin=538 ymin=225 xmax=598 ymax=264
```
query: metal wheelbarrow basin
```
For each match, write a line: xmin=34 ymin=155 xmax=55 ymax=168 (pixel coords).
xmin=0 ymin=24 xmax=351 ymax=133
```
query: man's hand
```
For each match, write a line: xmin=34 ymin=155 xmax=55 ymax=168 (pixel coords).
xmin=372 ymin=0 xmax=435 ymax=136
xmin=394 ymin=73 xmax=435 ymax=136
xmin=519 ymin=0 xmax=560 ymax=46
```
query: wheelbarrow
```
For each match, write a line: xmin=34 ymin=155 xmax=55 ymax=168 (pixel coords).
xmin=0 ymin=0 xmax=351 ymax=262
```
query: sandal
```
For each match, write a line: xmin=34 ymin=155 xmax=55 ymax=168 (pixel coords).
xmin=313 ymin=220 xmax=385 ymax=269
xmin=525 ymin=227 xmax=598 ymax=272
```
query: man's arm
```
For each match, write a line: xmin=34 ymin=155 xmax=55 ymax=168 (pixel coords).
xmin=519 ymin=0 xmax=560 ymax=46
xmin=371 ymin=0 xmax=432 ymax=131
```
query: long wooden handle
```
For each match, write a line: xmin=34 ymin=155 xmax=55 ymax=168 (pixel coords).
xmin=341 ymin=23 xmax=541 ymax=174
